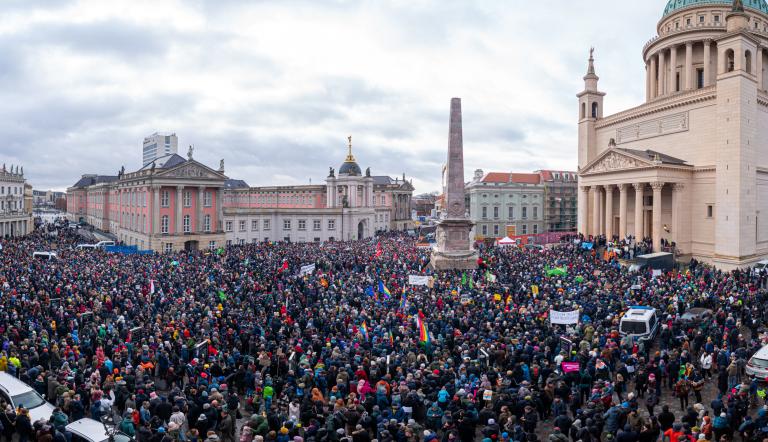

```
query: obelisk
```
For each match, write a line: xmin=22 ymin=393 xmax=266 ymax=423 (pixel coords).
xmin=430 ymin=98 xmax=478 ymax=270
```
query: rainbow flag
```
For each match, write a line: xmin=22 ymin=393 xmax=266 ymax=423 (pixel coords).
xmin=399 ymin=291 xmax=407 ymax=311
xmin=389 ymin=330 xmax=394 ymax=347
xmin=416 ymin=310 xmax=430 ymax=345
xmin=360 ymin=321 xmax=369 ymax=341
xmin=378 ymin=281 xmax=391 ymax=299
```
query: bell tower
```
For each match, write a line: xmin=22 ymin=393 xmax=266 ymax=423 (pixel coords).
xmin=713 ymin=0 xmax=759 ymax=264
xmin=577 ymin=48 xmax=606 ymax=170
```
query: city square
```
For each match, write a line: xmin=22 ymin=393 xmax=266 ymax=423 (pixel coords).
xmin=5 ymin=1 xmax=768 ymax=442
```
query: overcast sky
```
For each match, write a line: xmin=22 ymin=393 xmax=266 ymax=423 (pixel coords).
xmin=0 ymin=0 xmax=663 ymax=193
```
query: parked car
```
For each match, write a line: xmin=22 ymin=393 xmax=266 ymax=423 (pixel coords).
xmin=746 ymin=344 xmax=768 ymax=380
xmin=679 ymin=307 xmax=714 ymax=324
xmin=66 ymin=418 xmax=133 ymax=442
xmin=0 ymin=372 xmax=55 ymax=423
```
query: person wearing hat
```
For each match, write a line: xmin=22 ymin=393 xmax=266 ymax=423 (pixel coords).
xmin=219 ymin=408 xmax=236 ymax=442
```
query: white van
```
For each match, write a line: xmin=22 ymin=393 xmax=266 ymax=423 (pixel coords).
xmin=76 ymin=244 xmax=98 ymax=250
xmin=95 ymin=241 xmax=115 ymax=248
xmin=0 ymin=372 xmax=55 ymax=424
xmin=32 ymin=251 xmax=58 ymax=260
xmin=619 ymin=307 xmax=659 ymax=343
xmin=66 ymin=418 xmax=133 ymax=442
xmin=746 ymin=345 xmax=768 ymax=380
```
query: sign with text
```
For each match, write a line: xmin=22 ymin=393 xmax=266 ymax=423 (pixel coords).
xmin=562 ymin=361 xmax=580 ymax=373
xmin=299 ymin=264 xmax=316 ymax=276
xmin=408 ymin=275 xmax=431 ymax=286
xmin=550 ymin=309 xmax=580 ymax=325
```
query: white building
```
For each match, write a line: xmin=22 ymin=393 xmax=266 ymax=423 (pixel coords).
xmin=0 ymin=164 xmax=33 ymax=237
xmin=142 ymin=132 xmax=178 ymax=167
xmin=578 ymin=0 xmax=768 ymax=269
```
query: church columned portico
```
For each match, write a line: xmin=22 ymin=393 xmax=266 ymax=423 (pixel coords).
xmin=578 ymin=147 xmax=693 ymax=253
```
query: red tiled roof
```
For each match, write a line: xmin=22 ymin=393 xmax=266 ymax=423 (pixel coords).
xmin=510 ymin=173 xmax=541 ymax=184
xmin=482 ymin=172 xmax=511 ymax=183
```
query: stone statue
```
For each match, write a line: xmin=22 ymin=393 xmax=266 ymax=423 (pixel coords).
xmin=1 ymin=164 xmax=4 ymax=172
xmin=219 ymin=159 xmax=224 ymax=172
xmin=119 ymin=165 xmax=125 ymax=176
xmin=187 ymin=145 xmax=194 ymax=160
xmin=150 ymin=161 xmax=156 ymax=172
xmin=365 ymin=167 xmax=370 ymax=177
xmin=733 ymin=0 xmax=744 ymax=12
xmin=20 ymin=167 xmax=23 ymax=175
xmin=329 ymin=167 xmax=335 ymax=177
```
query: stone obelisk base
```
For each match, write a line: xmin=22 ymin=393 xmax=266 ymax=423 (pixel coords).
xmin=429 ymin=219 xmax=478 ymax=270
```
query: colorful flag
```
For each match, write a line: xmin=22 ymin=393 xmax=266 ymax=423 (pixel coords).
xmin=149 ymin=280 xmax=155 ymax=294
xmin=461 ymin=272 xmax=467 ymax=286
xmin=360 ymin=321 xmax=369 ymax=341
xmin=389 ymin=330 xmax=394 ymax=347
xmin=374 ymin=242 xmax=383 ymax=258
xmin=399 ymin=291 xmax=407 ymax=311
xmin=218 ymin=290 xmax=227 ymax=301
xmin=277 ymin=261 xmax=289 ymax=273
xmin=365 ymin=286 xmax=376 ymax=298
xmin=416 ymin=310 xmax=430 ymax=345
xmin=378 ymin=281 xmax=391 ymax=299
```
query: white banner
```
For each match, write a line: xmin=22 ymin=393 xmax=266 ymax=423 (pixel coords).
xmin=300 ymin=264 xmax=316 ymax=276
xmin=549 ymin=309 xmax=580 ymax=325
xmin=408 ymin=275 xmax=430 ymax=286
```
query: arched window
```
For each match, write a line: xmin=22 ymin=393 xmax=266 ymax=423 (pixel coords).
xmin=745 ymin=49 xmax=753 ymax=74
xmin=725 ymin=49 xmax=735 ymax=72
xmin=581 ymin=102 xmax=586 ymax=119
xmin=591 ymin=102 xmax=598 ymax=118
xmin=161 ymin=215 xmax=169 ymax=234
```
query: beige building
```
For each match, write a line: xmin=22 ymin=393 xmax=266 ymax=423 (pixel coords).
xmin=578 ymin=0 xmax=768 ymax=269
xmin=0 ymin=164 xmax=33 ymax=237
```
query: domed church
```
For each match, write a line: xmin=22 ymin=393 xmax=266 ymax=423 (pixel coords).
xmin=578 ymin=0 xmax=768 ymax=268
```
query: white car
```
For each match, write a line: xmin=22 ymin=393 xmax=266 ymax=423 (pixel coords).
xmin=66 ymin=418 xmax=133 ymax=442
xmin=746 ymin=345 xmax=768 ymax=380
xmin=0 ymin=372 xmax=55 ymax=424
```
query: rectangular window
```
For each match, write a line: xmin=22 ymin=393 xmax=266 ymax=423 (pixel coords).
xmin=313 ymin=220 xmax=321 ymax=231
xmin=227 ymin=240 xmax=232 ymax=246
xmin=161 ymin=216 xmax=169 ymax=234
xmin=533 ymin=224 xmax=539 ymax=234
xmin=696 ymin=68 xmax=704 ymax=89
xmin=252 ymin=220 xmax=259 ymax=231
xmin=164 ymin=243 xmax=173 ymax=253
xmin=183 ymin=191 xmax=192 ymax=207
xmin=238 ymin=239 xmax=245 ymax=245
xmin=699 ymin=15 xmax=704 ymax=23
xmin=493 ymin=206 xmax=499 ymax=219
xmin=239 ymin=220 xmax=246 ymax=232
xmin=707 ymin=204 xmax=713 ymax=218
xmin=521 ymin=224 xmax=528 ymax=234
xmin=714 ymin=15 xmax=720 ymax=22
xmin=482 ymin=207 xmax=487 ymax=219
xmin=283 ymin=219 xmax=291 ymax=230
xmin=522 ymin=207 xmax=528 ymax=219
xmin=314 ymin=237 xmax=321 ymax=242
xmin=204 ymin=215 xmax=211 ymax=232
xmin=183 ymin=215 xmax=191 ymax=233
xmin=328 ymin=219 xmax=336 ymax=230
xmin=263 ymin=219 xmax=270 ymax=230
xmin=284 ymin=236 xmax=291 ymax=243
xmin=508 ymin=206 xmax=514 ymax=219
xmin=481 ymin=225 xmax=488 ymax=235
xmin=493 ymin=225 xmax=499 ymax=235
xmin=298 ymin=219 xmax=306 ymax=230
xmin=161 ymin=191 xmax=169 ymax=207
xmin=204 ymin=191 xmax=212 ymax=207
xmin=533 ymin=207 xmax=538 ymax=219
xmin=225 ymin=221 xmax=233 ymax=232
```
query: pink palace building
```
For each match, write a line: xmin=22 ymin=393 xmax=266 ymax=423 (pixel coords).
xmin=67 ymin=139 xmax=414 ymax=252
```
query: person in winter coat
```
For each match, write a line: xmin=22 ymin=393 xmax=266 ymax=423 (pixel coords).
xmin=218 ymin=410 xmax=236 ymax=442
xmin=547 ymin=427 xmax=568 ymax=442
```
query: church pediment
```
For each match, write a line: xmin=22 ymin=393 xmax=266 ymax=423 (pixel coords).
xmin=158 ymin=162 xmax=225 ymax=180
xmin=580 ymin=149 xmax=652 ymax=175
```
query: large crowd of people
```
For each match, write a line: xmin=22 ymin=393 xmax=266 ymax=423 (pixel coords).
xmin=2 ymin=224 xmax=768 ymax=442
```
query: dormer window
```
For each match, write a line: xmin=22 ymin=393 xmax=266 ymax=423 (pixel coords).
xmin=714 ymin=15 xmax=720 ymax=23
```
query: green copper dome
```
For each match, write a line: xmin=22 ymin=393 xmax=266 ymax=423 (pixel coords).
xmin=663 ymin=0 xmax=768 ymax=17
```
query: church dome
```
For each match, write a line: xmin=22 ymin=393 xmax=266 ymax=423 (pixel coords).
xmin=662 ymin=0 xmax=768 ymax=17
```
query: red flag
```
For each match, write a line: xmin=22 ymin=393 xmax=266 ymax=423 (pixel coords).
xmin=278 ymin=261 xmax=288 ymax=273
xmin=374 ymin=242 xmax=383 ymax=258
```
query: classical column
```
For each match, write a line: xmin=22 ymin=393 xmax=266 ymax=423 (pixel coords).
xmin=703 ymin=39 xmax=712 ymax=87
xmin=651 ymin=181 xmax=665 ymax=252
xmin=197 ymin=186 xmax=205 ymax=232
xmin=618 ymin=184 xmax=628 ymax=238
xmin=633 ymin=183 xmax=645 ymax=240
xmin=645 ymin=61 xmax=651 ymax=101
xmin=685 ymin=41 xmax=693 ymax=90
xmin=658 ymin=50 xmax=666 ymax=96
xmin=669 ymin=45 xmax=677 ymax=93
xmin=153 ymin=185 xmax=160 ymax=235
xmin=758 ymin=46 xmax=764 ymax=90
xmin=605 ymin=185 xmax=614 ymax=239
xmin=176 ymin=185 xmax=183 ymax=234
xmin=216 ymin=188 xmax=223 ymax=232
xmin=671 ymin=183 xmax=684 ymax=248
xmin=650 ymin=55 xmax=658 ymax=99
xmin=578 ymin=186 xmax=590 ymax=235
xmin=592 ymin=185 xmax=601 ymax=237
